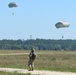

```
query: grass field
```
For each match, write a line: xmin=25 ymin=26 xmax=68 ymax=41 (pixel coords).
xmin=0 ymin=50 xmax=76 ymax=72
xmin=0 ymin=71 xmax=31 ymax=75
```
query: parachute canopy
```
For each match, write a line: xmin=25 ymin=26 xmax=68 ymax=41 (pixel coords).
xmin=8 ymin=2 xmax=18 ymax=8
xmin=55 ymin=21 xmax=70 ymax=29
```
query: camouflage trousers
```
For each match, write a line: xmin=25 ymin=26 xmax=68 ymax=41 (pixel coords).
xmin=28 ymin=60 xmax=34 ymax=71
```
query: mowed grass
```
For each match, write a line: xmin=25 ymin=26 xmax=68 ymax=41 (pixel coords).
xmin=0 ymin=50 xmax=76 ymax=72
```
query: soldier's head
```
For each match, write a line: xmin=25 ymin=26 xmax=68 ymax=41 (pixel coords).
xmin=31 ymin=48 xmax=35 ymax=52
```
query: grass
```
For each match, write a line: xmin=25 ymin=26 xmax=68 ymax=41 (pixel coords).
xmin=0 ymin=50 xmax=76 ymax=72
xmin=0 ymin=71 xmax=31 ymax=75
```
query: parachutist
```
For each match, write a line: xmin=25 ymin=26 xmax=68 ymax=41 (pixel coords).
xmin=55 ymin=21 xmax=70 ymax=39
xmin=12 ymin=13 xmax=14 ymax=15
xmin=62 ymin=36 xmax=64 ymax=38
xmin=8 ymin=2 xmax=18 ymax=15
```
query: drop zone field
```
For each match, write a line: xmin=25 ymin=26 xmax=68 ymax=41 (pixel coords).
xmin=0 ymin=72 xmax=31 ymax=75
xmin=0 ymin=50 xmax=76 ymax=73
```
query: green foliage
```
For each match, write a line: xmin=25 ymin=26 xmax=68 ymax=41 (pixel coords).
xmin=0 ymin=39 xmax=76 ymax=50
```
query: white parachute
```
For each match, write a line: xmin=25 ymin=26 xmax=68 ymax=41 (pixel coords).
xmin=55 ymin=21 xmax=70 ymax=29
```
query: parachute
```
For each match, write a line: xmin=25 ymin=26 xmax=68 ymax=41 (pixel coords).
xmin=8 ymin=2 xmax=18 ymax=8
xmin=55 ymin=21 xmax=70 ymax=29
xmin=55 ymin=21 xmax=70 ymax=39
xmin=8 ymin=2 xmax=18 ymax=15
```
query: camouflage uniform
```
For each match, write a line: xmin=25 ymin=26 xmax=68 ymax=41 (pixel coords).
xmin=28 ymin=48 xmax=37 ymax=71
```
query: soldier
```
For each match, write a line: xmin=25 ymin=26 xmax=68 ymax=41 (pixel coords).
xmin=28 ymin=48 xmax=37 ymax=71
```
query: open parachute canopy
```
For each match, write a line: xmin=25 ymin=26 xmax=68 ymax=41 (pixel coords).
xmin=8 ymin=2 xmax=18 ymax=8
xmin=55 ymin=21 xmax=70 ymax=29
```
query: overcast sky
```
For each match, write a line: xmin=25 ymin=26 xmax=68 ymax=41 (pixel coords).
xmin=0 ymin=0 xmax=76 ymax=40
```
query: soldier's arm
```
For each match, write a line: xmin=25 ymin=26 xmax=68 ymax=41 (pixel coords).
xmin=29 ymin=53 xmax=32 ymax=57
xmin=35 ymin=53 xmax=37 ymax=58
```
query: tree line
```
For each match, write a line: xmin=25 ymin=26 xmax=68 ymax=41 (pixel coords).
xmin=0 ymin=39 xmax=76 ymax=50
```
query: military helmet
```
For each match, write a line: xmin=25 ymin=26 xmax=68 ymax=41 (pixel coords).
xmin=31 ymin=48 xmax=35 ymax=52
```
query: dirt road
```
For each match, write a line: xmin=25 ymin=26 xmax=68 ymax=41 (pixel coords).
xmin=0 ymin=68 xmax=76 ymax=75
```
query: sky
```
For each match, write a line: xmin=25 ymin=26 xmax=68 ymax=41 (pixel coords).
xmin=0 ymin=0 xmax=76 ymax=40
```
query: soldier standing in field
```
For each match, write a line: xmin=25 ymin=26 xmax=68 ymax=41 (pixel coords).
xmin=28 ymin=48 xmax=37 ymax=71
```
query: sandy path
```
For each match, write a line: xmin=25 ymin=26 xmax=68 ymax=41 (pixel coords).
xmin=0 ymin=68 xmax=76 ymax=75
